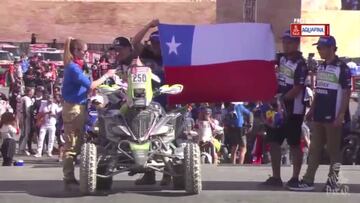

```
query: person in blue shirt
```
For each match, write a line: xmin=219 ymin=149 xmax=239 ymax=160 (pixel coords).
xmin=61 ymin=37 xmax=115 ymax=189
xmin=20 ymin=55 xmax=30 ymax=74
xmin=224 ymin=102 xmax=253 ymax=164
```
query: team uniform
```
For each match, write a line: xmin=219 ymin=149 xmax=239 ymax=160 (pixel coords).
xmin=313 ymin=58 xmax=352 ymax=122
xmin=296 ymin=56 xmax=352 ymax=190
xmin=269 ymin=52 xmax=307 ymax=146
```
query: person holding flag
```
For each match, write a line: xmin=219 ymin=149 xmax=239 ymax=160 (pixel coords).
xmin=132 ymin=19 xmax=167 ymax=109
xmin=130 ymin=20 xmax=172 ymax=186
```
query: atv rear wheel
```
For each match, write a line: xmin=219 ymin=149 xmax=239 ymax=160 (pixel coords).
xmin=80 ymin=143 xmax=97 ymax=195
xmin=184 ymin=143 xmax=202 ymax=194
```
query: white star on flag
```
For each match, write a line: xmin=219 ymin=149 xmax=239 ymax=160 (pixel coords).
xmin=166 ymin=35 xmax=181 ymax=55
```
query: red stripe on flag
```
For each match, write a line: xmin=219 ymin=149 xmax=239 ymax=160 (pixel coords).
xmin=165 ymin=60 xmax=277 ymax=104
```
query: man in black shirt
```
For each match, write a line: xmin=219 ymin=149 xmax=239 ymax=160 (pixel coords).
xmin=263 ymin=30 xmax=308 ymax=188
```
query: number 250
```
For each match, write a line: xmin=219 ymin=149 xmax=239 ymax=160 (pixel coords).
xmin=133 ymin=74 xmax=146 ymax=82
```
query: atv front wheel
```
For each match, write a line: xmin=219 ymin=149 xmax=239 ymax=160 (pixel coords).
xmin=184 ymin=143 xmax=202 ymax=194
xmin=80 ymin=143 xmax=97 ymax=195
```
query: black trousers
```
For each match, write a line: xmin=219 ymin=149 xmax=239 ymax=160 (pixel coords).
xmin=1 ymin=138 xmax=16 ymax=166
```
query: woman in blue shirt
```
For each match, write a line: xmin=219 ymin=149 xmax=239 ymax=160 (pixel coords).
xmin=61 ymin=37 xmax=115 ymax=189
xmin=224 ymin=102 xmax=253 ymax=164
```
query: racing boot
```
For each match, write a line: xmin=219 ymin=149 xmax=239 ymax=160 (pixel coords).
xmin=160 ymin=173 xmax=172 ymax=186
xmin=135 ymin=171 xmax=156 ymax=185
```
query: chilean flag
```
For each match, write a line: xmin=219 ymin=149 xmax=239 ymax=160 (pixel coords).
xmin=158 ymin=23 xmax=278 ymax=104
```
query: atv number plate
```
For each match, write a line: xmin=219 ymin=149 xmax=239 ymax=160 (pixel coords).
xmin=132 ymin=73 xmax=147 ymax=83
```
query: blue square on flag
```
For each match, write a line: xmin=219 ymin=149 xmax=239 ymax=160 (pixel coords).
xmin=158 ymin=24 xmax=194 ymax=67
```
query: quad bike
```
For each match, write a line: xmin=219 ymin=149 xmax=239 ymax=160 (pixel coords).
xmin=79 ymin=60 xmax=202 ymax=195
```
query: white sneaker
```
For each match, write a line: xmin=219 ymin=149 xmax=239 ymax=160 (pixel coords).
xmin=47 ymin=153 xmax=53 ymax=157
xmin=34 ymin=153 xmax=42 ymax=158
xmin=24 ymin=150 xmax=31 ymax=156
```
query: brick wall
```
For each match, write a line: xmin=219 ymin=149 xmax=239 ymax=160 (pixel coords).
xmin=0 ymin=0 xmax=216 ymax=43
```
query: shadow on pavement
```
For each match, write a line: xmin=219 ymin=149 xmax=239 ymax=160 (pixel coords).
xmin=24 ymin=159 xmax=61 ymax=165
xmin=0 ymin=180 xmax=358 ymax=198
xmin=31 ymin=164 xmax=63 ymax=168
xmin=21 ymin=158 xmax=69 ymax=168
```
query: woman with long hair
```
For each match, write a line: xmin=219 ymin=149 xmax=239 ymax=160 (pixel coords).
xmin=61 ymin=37 xmax=115 ymax=189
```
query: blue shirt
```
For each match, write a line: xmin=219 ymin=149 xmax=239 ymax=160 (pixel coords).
xmin=62 ymin=62 xmax=91 ymax=104
xmin=234 ymin=104 xmax=251 ymax=128
xmin=21 ymin=60 xmax=30 ymax=73
xmin=274 ymin=112 xmax=283 ymax=127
